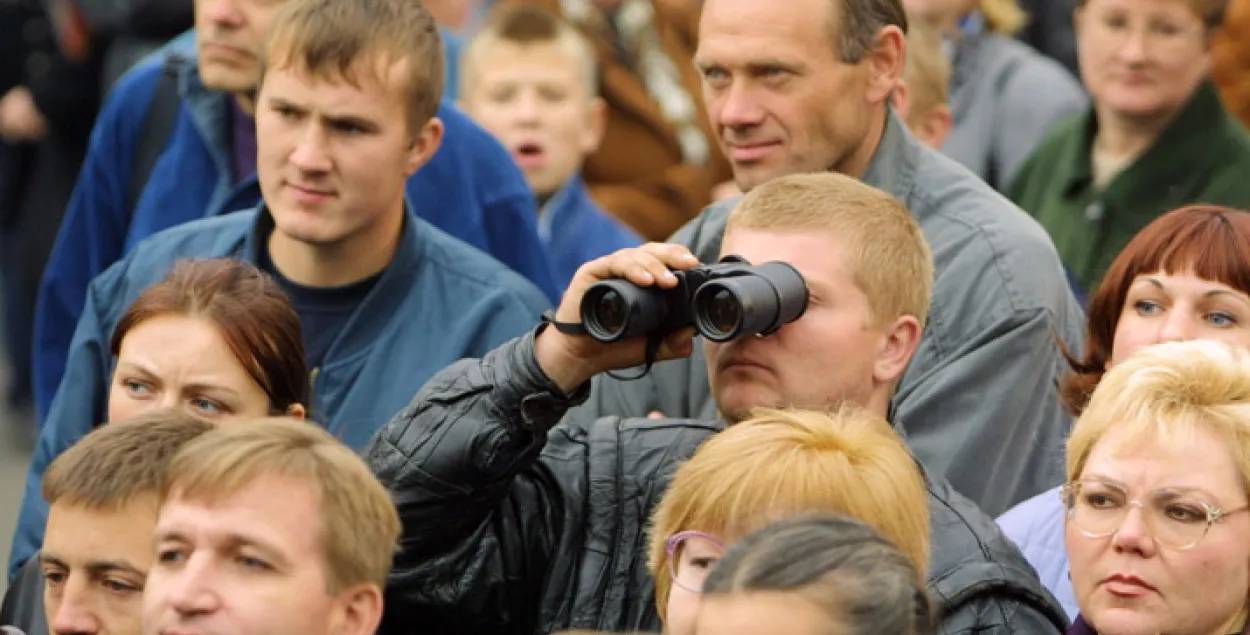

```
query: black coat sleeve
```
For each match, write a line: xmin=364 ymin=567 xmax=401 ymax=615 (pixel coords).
xmin=363 ymin=330 xmax=590 ymax=634
xmin=1 ymin=554 xmax=49 ymax=635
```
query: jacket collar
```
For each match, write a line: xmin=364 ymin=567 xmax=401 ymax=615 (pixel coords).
xmin=241 ymin=201 xmax=427 ymax=369
xmin=1059 ymin=80 xmax=1228 ymax=199
xmin=160 ymin=33 xmax=243 ymax=215
xmin=538 ymin=173 xmax=593 ymax=242
xmin=860 ymin=108 xmax=923 ymax=216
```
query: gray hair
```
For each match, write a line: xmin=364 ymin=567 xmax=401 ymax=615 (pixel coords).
xmin=703 ymin=513 xmax=934 ymax=635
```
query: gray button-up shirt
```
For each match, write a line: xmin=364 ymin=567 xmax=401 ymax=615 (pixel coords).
xmin=564 ymin=111 xmax=1086 ymax=516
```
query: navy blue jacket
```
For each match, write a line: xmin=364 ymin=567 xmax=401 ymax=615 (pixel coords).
xmin=11 ymin=204 xmax=550 ymax=579
xmin=34 ymin=50 xmax=559 ymax=421
xmin=539 ymin=175 xmax=642 ymax=291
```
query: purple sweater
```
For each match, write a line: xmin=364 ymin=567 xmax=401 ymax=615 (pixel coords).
xmin=1070 ymin=614 xmax=1250 ymax=635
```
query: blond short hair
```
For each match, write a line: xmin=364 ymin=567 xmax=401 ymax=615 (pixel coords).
xmin=903 ymin=18 xmax=951 ymax=123
xmin=162 ymin=417 xmax=401 ymax=594
xmin=43 ymin=410 xmax=214 ymax=510
xmin=725 ymin=172 xmax=933 ymax=328
xmin=647 ymin=406 xmax=931 ymax=619
xmin=461 ymin=3 xmax=598 ymax=100
xmin=262 ymin=0 xmax=445 ymax=131
xmin=1066 ymin=340 xmax=1250 ymax=490
xmin=982 ymin=0 xmax=1027 ymax=34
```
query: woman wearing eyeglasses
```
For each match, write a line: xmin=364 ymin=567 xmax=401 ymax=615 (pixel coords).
xmin=645 ymin=406 xmax=932 ymax=635
xmin=998 ymin=204 xmax=1250 ymax=620
xmin=1061 ymin=340 xmax=1250 ymax=635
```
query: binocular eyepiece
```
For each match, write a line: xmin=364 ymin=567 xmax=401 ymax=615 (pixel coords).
xmin=579 ymin=255 xmax=808 ymax=343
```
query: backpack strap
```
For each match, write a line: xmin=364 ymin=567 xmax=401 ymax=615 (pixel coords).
xmin=127 ymin=54 xmax=184 ymax=218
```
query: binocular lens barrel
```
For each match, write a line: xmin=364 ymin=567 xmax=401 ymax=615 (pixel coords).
xmin=581 ymin=280 xmax=669 ymax=342
xmin=579 ymin=260 xmax=807 ymax=345
xmin=692 ymin=262 xmax=807 ymax=342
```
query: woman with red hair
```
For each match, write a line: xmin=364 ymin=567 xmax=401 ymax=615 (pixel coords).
xmin=998 ymin=204 xmax=1250 ymax=620
xmin=9 ymin=257 xmax=311 ymax=578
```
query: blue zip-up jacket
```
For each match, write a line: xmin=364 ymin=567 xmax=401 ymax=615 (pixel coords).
xmin=11 ymin=204 xmax=551 ymax=580
xmin=34 ymin=50 xmax=559 ymax=422
xmin=539 ymin=175 xmax=642 ymax=291
xmin=997 ymin=487 xmax=1079 ymax=621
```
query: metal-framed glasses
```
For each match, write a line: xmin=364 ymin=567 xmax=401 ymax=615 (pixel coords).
xmin=1061 ymin=479 xmax=1250 ymax=550
xmin=665 ymin=531 xmax=726 ymax=594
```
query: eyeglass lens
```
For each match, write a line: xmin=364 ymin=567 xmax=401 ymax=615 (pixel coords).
xmin=1067 ymin=481 xmax=1214 ymax=549
xmin=669 ymin=533 xmax=726 ymax=594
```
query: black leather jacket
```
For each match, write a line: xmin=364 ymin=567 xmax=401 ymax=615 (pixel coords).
xmin=1 ymin=553 xmax=47 ymax=635
xmin=364 ymin=331 xmax=1070 ymax=635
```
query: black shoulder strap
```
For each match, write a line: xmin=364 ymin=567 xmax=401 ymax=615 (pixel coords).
xmin=127 ymin=54 xmax=184 ymax=218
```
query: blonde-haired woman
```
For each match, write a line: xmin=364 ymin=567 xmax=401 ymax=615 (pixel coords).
xmin=901 ymin=0 xmax=1088 ymax=191
xmin=1063 ymin=340 xmax=1250 ymax=635
xmin=648 ymin=406 xmax=932 ymax=635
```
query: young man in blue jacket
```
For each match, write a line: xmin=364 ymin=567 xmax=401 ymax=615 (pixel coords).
xmin=458 ymin=4 xmax=641 ymax=290
xmin=32 ymin=0 xmax=561 ymax=424
xmin=9 ymin=0 xmax=551 ymax=580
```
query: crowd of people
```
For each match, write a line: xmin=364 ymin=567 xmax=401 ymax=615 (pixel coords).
xmin=2 ymin=0 xmax=1250 ymax=634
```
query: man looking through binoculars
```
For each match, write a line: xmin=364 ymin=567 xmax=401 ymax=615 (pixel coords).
xmin=363 ymin=172 xmax=1067 ymax=635
xmin=534 ymin=191 xmax=919 ymax=425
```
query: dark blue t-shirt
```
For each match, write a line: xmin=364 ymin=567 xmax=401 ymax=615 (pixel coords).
xmin=259 ymin=246 xmax=382 ymax=371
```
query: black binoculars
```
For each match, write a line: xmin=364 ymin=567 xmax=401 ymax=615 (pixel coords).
xmin=579 ymin=255 xmax=809 ymax=343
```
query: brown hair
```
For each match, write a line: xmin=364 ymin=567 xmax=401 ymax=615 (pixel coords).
xmin=111 ymin=258 xmax=309 ymax=414
xmin=162 ymin=417 xmax=401 ymax=594
xmin=462 ymin=3 xmax=598 ymax=98
xmin=1075 ymin=0 xmax=1229 ymax=29
xmin=647 ymin=406 xmax=930 ymax=619
xmin=43 ymin=409 xmax=214 ymax=509
xmin=262 ymin=0 xmax=445 ymax=130
xmin=1061 ymin=205 xmax=1250 ymax=415
xmin=726 ymin=172 xmax=933 ymax=328
xmin=833 ymin=0 xmax=910 ymax=63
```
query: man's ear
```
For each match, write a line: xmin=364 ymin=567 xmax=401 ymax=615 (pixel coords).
xmin=873 ymin=314 xmax=923 ymax=386
xmin=864 ymin=25 xmax=907 ymax=106
xmin=330 ymin=583 xmax=384 ymax=635
xmin=405 ymin=116 xmax=445 ymax=177
xmin=582 ymin=96 xmax=609 ymax=155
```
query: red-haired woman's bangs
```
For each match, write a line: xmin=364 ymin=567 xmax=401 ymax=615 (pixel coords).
xmin=1147 ymin=207 xmax=1250 ymax=295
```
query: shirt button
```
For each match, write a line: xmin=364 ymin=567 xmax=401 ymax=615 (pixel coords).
xmin=1084 ymin=202 xmax=1104 ymax=222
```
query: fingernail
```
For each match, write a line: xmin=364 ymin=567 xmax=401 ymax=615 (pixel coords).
xmin=681 ymin=253 xmax=699 ymax=262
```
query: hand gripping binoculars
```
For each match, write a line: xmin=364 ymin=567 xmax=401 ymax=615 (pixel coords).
xmin=578 ymin=255 xmax=809 ymax=343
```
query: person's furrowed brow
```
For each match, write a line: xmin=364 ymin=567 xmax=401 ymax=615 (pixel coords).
xmin=320 ymin=112 xmax=381 ymax=134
